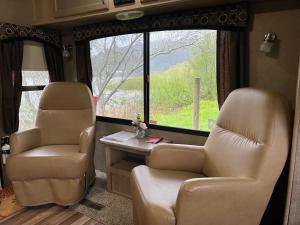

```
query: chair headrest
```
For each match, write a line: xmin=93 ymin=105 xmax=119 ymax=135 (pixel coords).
xmin=216 ymin=88 xmax=290 ymax=144
xmin=39 ymin=82 xmax=93 ymax=110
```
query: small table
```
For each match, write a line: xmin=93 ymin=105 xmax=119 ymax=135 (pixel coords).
xmin=100 ymin=131 xmax=169 ymax=198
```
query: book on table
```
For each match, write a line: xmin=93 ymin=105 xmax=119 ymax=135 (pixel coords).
xmin=104 ymin=131 xmax=136 ymax=142
xmin=104 ymin=131 xmax=164 ymax=144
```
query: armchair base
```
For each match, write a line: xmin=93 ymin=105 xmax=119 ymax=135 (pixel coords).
xmin=12 ymin=177 xmax=87 ymax=206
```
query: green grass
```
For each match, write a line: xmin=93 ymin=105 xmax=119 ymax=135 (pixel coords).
xmin=119 ymin=62 xmax=212 ymax=108
xmin=152 ymin=100 xmax=219 ymax=131
xmin=107 ymin=61 xmax=218 ymax=131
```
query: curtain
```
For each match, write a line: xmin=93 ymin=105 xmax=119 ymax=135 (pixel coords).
xmin=73 ymin=3 xmax=248 ymax=42
xmin=76 ymin=41 xmax=93 ymax=92
xmin=216 ymin=31 xmax=247 ymax=108
xmin=44 ymin=43 xmax=65 ymax=82
xmin=0 ymin=22 xmax=61 ymax=48
xmin=0 ymin=40 xmax=23 ymax=134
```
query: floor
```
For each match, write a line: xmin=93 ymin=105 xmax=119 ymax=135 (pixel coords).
xmin=0 ymin=205 xmax=100 ymax=225
xmin=0 ymin=171 xmax=133 ymax=225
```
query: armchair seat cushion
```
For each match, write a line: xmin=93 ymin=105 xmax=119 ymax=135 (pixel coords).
xmin=131 ymin=165 xmax=204 ymax=225
xmin=7 ymin=145 xmax=87 ymax=180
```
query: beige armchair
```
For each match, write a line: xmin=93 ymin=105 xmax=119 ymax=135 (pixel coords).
xmin=7 ymin=82 xmax=96 ymax=206
xmin=130 ymin=88 xmax=291 ymax=225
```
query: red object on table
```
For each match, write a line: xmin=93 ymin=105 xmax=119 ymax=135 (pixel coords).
xmin=144 ymin=137 xmax=163 ymax=144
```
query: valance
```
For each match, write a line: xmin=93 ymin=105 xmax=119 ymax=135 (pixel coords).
xmin=73 ymin=3 xmax=248 ymax=42
xmin=0 ymin=23 xmax=61 ymax=48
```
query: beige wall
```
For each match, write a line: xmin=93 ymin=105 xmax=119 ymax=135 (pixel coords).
xmin=249 ymin=1 xmax=300 ymax=107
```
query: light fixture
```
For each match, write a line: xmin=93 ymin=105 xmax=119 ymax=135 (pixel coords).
xmin=115 ymin=10 xmax=144 ymax=21
xmin=260 ymin=32 xmax=277 ymax=53
xmin=62 ymin=44 xmax=72 ymax=58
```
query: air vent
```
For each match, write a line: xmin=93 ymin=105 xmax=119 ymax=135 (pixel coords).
xmin=115 ymin=10 xmax=144 ymax=21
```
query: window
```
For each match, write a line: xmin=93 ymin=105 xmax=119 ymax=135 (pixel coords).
xmin=149 ymin=30 xmax=218 ymax=131
xmin=19 ymin=41 xmax=49 ymax=131
xmin=90 ymin=30 xmax=218 ymax=134
xmin=90 ymin=33 xmax=144 ymax=120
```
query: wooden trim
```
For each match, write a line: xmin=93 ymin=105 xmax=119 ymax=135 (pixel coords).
xmin=285 ymin=57 xmax=300 ymax=225
xmin=54 ymin=0 xmax=109 ymax=18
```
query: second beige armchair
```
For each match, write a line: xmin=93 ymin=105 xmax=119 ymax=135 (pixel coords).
xmin=131 ymin=88 xmax=291 ymax=225
xmin=7 ymin=82 xmax=96 ymax=206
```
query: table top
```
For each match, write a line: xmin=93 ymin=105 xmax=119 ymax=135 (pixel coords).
xmin=99 ymin=131 xmax=170 ymax=153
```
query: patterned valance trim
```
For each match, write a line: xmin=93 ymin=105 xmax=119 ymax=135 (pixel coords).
xmin=73 ymin=3 xmax=248 ymax=42
xmin=0 ymin=23 xmax=61 ymax=48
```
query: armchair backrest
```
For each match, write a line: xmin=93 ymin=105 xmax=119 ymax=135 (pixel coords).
xmin=36 ymin=82 xmax=95 ymax=145
xmin=203 ymin=88 xmax=290 ymax=183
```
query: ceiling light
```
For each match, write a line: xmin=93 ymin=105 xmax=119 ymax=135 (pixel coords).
xmin=115 ymin=10 xmax=144 ymax=21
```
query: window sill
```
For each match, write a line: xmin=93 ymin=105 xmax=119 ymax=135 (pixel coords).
xmin=96 ymin=116 xmax=210 ymax=137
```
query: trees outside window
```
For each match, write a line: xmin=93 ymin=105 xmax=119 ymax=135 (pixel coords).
xmin=90 ymin=30 xmax=218 ymax=132
xmin=91 ymin=34 xmax=144 ymax=119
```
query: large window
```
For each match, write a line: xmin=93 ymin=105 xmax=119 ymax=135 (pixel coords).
xmin=19 ymin=41 xmax=49 ymax=131
xmin=91 ymin=30 xmax=218 ymax=134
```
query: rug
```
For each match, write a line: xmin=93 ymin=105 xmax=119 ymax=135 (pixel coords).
xmin=72 ymin=171 xmax=134 ymax=225
xmin=0 ymin=186 xmax=25 ymax=221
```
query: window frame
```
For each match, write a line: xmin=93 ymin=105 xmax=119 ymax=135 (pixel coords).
xmin=94 ymin=30 xmax=216 ymax=137
xmin=19 ymin=40 xmax=50 ymax=131
xmin=21 ymin=85 xmax=45 ymax=92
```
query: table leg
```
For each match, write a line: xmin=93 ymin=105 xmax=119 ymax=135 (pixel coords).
xmin=105 ymin=146 xmax=112 ymax=192
xmin=105 ymin=146 xmax=128 ymax=192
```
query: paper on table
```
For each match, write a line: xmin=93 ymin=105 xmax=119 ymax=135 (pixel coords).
xmin=104 ymin=131 xmax=136 ymax=142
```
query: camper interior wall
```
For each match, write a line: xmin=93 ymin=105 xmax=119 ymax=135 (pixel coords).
xmin=249 ymin=0 xmax=300 ymax=108
xmin=60 ymin=0 xmax=300 ymax=171
xmin=0 ymin=0 xmax=299 ymax=171
xmin=61 ymin=33 xmax=209 ymax=172
xmin=0 ymin=0 xmax=299 ymax=164
xmin=0 ymin=0 xmax=298 ymax=223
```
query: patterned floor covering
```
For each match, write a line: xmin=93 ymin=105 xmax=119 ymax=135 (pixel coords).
xmin=0 ymin=171 xmax=133 ymax=225
xmin=0 ymin=186 xmax=24 ymax=220
xmin=72 ymin=171 xmax=133 ymax=225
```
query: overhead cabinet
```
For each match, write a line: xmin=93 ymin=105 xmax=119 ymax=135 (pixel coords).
xmin=33 ymin=0 xmax=243 ymax=28
xmin=54 ymin=0 xmax=109 ymax=18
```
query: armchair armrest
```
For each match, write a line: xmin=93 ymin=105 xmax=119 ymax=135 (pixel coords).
xmin=148 ymin=144 xmax=206 ymax=173
xmin=10 ymin=128 xmax=41 ymax=155
xmin=79 ymin=126 xmax=95 ymax=153
xmin=176 ymin=177 xmax=261 ymax=225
